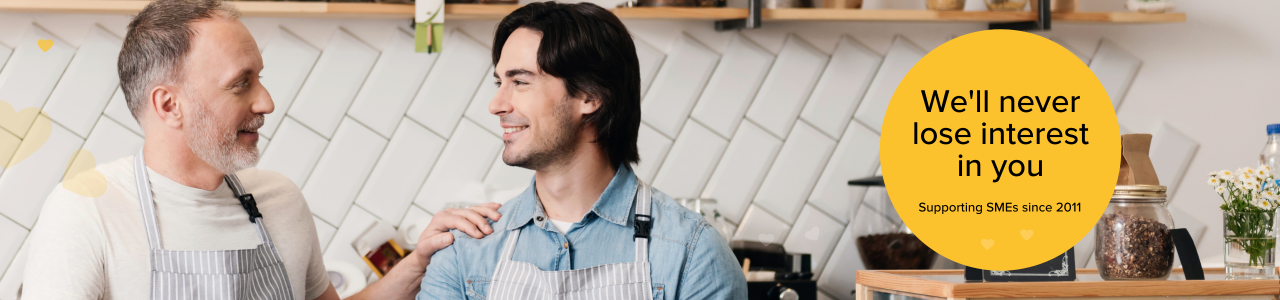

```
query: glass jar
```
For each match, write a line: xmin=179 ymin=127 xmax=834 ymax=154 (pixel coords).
xmin=676 ymin=198 xmax=734 ymax=242
xmin=1223 ymin=210 xmax=1278 ymax=280
xmin=853 ymin=187 xmax=936 ymax=270
xmin=1095 ymin=185 xmax=1175 ymax=280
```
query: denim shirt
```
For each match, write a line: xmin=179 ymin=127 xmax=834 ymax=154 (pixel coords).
xmin=417 ymin=166 xmax=747 ymax=299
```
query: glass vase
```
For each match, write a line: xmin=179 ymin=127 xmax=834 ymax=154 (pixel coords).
xmin=1223 ymin=210 xmax=1278 ymax=280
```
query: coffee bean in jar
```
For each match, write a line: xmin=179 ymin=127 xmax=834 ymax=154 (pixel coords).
xmin=1095 ymin=185 xmax=1175 ymax=280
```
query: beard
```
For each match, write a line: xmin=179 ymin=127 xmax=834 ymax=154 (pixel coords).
xmin=186 ymin=100 xmax=264 ymax=175
xmin=502 ymin=97 xmax=579 ymax=170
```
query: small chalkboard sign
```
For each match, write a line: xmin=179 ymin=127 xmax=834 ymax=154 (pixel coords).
xmin=978 ymin=247 xmax=1076 ymax=282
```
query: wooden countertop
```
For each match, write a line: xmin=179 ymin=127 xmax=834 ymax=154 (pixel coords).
xmin=856 ymin=268 xmax=1280 ymax=299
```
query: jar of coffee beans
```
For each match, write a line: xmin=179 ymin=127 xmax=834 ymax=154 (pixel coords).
xmin=1095 ymin=185 xmax=1175 ymax=280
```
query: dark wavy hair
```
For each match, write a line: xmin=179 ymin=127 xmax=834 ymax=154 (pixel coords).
xmin=492 ymin=1 xmax=642 ymax=167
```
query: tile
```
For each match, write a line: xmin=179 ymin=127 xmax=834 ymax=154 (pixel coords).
xmin=257 ymin=135 xmax=270 ymax=155
xmin=1149 ymin=122 xmax=1198 ymax=199
xmin=398 ymin=205 xmax=431 ymax=231
xmin=286 ymin=30 xmax=380 ymax=139
xmin=782 ymin=205 xmax=845 ymax=278
xmin=256 ymin=118 xmax=328 ymax=187
xmin=405 ymin=31 xmax=492 ymax=139
xmin=281 ymin=21 xmax=338 ymax=50
xmin=346 ymin=29 xmax=440 ymax=137
xmin=732 ymin=205 xmax=792 ymax=244
xmin=688 ymin=34 xmax=775 ymax=138
xmin=314 ymin=215 xmax=336 ymax=252
xmin=0 ymin=236 xmax=28 ymax=300
xmin=640 ymin=34 xmax=720 ymax=138
xmin=1089 ymin=39 xmax=1140 ymax=110
xmin=81 ymin=116 xmax=144 ymax=164
xmin=322 ymin=207 xmax=380 ymax=277
xmin=0 ymin=25 xmax=74 ymax=125
xmin=0 ymin=14 xmax=33 ymax=47
xmin=43 ymin=25 xmax=122 ymax=137
xmin=0 ymin=131 xmax=17 ymax=174
xmin=652 ymin=121 xmax=728 ymax=198
xmin=701 ymin=122 xmax=782 ymax=224
xmin=412 ymin=120 xmax=504 ymax=213
xmin=0 ymin=120 xmax=84 ymax=228
xmin=0 ymin=39 xmax=11 ymax=72
xmin=807 ymin=122 xmax=880 ymax=224
xmin=29 ymin=15 xmax=109 ymax=48
xmin=0 ymin=217 xmax=26 ymax=295
xmin=102 ymin=88 xmax=142 ymax=135
xmin=853 ymin=36 xmax=925 ymax=133
xmin=634 ymin=123 xmax=673 ymax=183
xmin=302 ymin=118 xmax=389 ymax=225
xmin=341 ymin=21 xmax=402 ymax=52
xmin=817 ymin=206 xmax=885 ymax=300
xmin=239 ymin=18 xmax=281 ymax=49
xmin=799 ymin=36 xmax=883 ymax=138
xmin=861 ymin=187 xmax=900 ymax=225
xmin=258 ymin=29 xmax=321 ymax=139
xmin=1072 ymin=226 xmax=1096 ymax=270
xmin=463 ymin=67 xmax=501 ymax=136
xmin=634 ymin=38 xmax=666 ymax=97
xmin=1051 ymin=37 xmax=1093 ymax=65
xmin=483 ymin=155 xmax=535 ymax=204
xmin=356 ymin=119 xmax=447 ymax=224
xmin=744 ymin=36 xmax=830 ymax=139
xmin=753 ymin=122 xmax=837 ymax=224
xmin=396 ymin=205 xmax=433 ymax=249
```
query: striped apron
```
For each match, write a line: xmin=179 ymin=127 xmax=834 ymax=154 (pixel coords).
xmin=133 ymin=151 xmax=295 ymax=300
xmin=487 ymin=178 xmax=655 ymax=300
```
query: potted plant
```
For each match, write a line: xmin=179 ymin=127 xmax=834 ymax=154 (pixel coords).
xmin=1208 ymin=166 xmax=1279 ymax=280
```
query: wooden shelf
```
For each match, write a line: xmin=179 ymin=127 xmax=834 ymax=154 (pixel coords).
xmin=0 ymin=1 xmax=1185 ymax=24
xmin=856 ymin=268 xmax=1280 ymax=299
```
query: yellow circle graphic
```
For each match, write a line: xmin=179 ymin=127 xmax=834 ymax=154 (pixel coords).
xmin=880 ymin=30 xmax=1120 ymax=270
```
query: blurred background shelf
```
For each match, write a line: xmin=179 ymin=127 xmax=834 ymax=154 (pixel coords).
xmin=0 ymin=1 xmax=1186 ymax=23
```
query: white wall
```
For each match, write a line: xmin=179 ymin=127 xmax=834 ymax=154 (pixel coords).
xmin=0 ymin=0 xmax=1277 ymax=299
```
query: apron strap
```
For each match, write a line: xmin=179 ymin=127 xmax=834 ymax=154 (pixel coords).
xmin=134 ymin=150 xmax=164 ymax=250
xmin=134 ymin=150 xmax=272 ymax=249
xmin=633 ymin=179 xmax=651 ymax=264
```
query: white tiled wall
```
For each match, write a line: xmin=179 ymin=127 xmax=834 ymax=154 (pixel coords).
xmin=0 ymin=9 xmax=1214 ymax=300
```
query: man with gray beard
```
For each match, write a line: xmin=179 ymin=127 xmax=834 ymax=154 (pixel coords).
xmin=20 ymin=0 xmax=501 ymax=299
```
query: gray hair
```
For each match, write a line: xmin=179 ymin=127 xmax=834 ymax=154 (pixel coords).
xmin=118 ymin=0 xmax=240 ymax=120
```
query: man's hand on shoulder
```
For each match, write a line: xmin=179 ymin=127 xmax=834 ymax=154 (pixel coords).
xmin=337 ymin=203 xmax=502 ymax=300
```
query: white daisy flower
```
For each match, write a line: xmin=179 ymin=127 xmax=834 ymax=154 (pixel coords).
xmin=1208 ymin=177 xmax=1222 ymax=186
xmin=1219 ymin=170 xmax=1234 ymax=178
xmin=1258 ymin=200 xmax=1273 ymax=210
xmin=1215 ymin=186 xmax=1226 ymax=194
xmin=1243 ymin=167 xmax=1256 ymax=176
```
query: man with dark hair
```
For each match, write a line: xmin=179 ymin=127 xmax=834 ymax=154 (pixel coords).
xmin=418 ymin=2 xmax=747 ymax=299
xmin=21 ymin=0 xmax=500 ymax=299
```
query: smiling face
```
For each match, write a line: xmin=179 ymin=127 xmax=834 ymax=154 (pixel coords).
xmin=489 ymin=28 xmax=592 ymax=170
xmin=179 ymin=15 xmax=271 ymax=173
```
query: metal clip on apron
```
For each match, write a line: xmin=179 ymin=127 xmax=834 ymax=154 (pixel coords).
xmin=487 ymin=178 xmax=656 ymax=300
xmin=133 ymin=150 xmax=294 ymax=300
